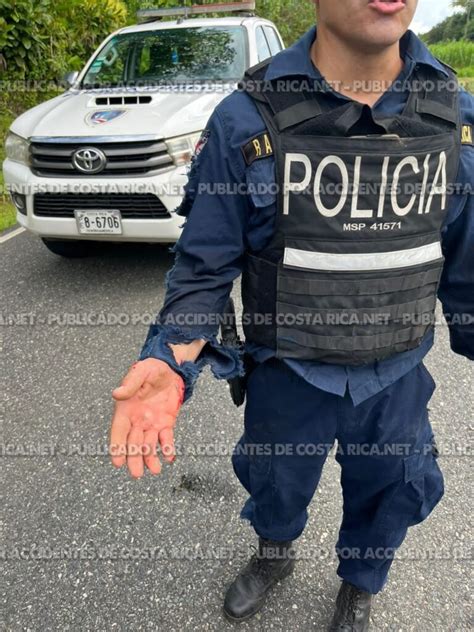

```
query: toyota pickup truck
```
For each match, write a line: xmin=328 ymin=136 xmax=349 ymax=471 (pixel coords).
xmin=3 ymin=2 xmax=284 ymax=257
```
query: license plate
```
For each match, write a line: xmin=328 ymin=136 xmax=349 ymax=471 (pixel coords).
xmin=74 ymin=210 xmax=122 ymax=235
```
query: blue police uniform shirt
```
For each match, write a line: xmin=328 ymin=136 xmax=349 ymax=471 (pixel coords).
xmin=140 ymin=27 xmax=474 ymax=405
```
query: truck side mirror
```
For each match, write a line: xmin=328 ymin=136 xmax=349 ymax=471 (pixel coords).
xmin=63 ymin=71 xmax=80 ymax=88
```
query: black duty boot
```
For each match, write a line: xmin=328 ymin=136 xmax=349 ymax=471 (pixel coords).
xmin=328 ymin=581 xmax=372 ymax=632
xmin=223 ymin=538 xmax=296 ymax=622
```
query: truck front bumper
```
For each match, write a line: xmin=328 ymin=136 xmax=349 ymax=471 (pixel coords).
xmin=3 ymin=159 xmax=188 ymax=243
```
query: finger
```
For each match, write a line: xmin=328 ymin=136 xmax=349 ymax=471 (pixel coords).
xmin=109 ymin=412 xmax=131 ymax=469
xmin=127 ymin=426 xmax=145 ymax=479
xmin=113 ymin=362 xmax=147 ymax=400
xmin=159 ymin=427 xmax=176 ymax=464
xmin=143 ymin=429 xmax=161 ymax=475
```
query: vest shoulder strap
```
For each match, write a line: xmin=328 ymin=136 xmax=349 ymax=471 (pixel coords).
xmin=403 ymin=63 xmax=461 ymax=130
xmin=244 ymin=58 xmax=273 ymax=81
xmin=239 ymin=59 xmax=273 ymax=103
xmin=241 ymin=57 xmax=462 ymax=138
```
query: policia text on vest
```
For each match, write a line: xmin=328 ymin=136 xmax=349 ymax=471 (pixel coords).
xmin=283 ymin=149 xmax=447 ymax=220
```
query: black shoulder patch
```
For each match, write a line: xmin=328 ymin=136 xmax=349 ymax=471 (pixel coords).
xmin=461 ymin=124 xmax=473 ymax=146
xmin=242 ymin=132 xmax=273 ymax=166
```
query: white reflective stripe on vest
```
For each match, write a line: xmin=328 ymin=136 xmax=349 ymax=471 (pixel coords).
xmin=284 ymin=242 xmax=443 ymax=272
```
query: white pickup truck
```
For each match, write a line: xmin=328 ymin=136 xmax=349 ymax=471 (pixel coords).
xmin=3 ymin=2 xmax=284 ymax=257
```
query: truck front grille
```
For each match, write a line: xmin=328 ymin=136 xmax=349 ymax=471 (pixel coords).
xmin=33 ymin=193 xmax=171 ymax=219
xmin=30 ymin=139 xmax=174 ymax=177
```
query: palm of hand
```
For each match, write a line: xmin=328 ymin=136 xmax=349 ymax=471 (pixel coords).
xmin=110 ymin=360 xmax=185 ymax=478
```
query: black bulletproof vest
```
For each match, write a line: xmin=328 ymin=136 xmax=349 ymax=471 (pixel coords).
xmin=241 ymin=61 xmax=462 ymax=365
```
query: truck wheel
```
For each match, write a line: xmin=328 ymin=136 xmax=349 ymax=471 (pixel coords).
xmin=41 ymin=238 xmax=99 ymax=258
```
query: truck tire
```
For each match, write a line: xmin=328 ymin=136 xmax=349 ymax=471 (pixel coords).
xmin=41 ymin=238 xmax=99 ymax=258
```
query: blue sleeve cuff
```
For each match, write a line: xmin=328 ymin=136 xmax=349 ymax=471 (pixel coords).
xmin=139 ymin=324 xmax=245 ymax=401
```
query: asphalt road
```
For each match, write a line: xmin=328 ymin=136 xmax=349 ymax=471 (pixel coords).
xmin=1 ymin=231 xmax=473 ymax=631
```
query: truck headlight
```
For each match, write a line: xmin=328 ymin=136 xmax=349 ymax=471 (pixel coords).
xmin=166 ymin=132 xmax=202 ymax=167
xmin=5 ymin=132 xmax=30 ymax=166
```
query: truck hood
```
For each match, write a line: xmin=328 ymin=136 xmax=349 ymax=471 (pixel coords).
xmin=10 ymin=87 xmax=233 ymax=140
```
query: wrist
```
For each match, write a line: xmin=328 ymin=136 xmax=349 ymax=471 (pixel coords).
xmin=170 ymin=339 xmax=207 ymax=365
xmin=139 ymin=329 xmax=209 ymax=402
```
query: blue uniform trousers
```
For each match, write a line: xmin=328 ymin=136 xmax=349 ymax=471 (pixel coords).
xmin=232 ymin=359 xmax=444 ymax=594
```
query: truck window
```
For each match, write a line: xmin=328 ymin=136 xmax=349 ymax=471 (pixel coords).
xmin=256 ymin=26 xmax=271 ymax=62
xmin=82 ymin=26 xmax=248 ymax=87
xmin=263 ymin=26 xmax=283 ymax=56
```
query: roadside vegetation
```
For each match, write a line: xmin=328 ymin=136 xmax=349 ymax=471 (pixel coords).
xmin=430 ymin=41 xmax=474 ymax=77
xmin=1 ymin=0 xmax=473 ymax=232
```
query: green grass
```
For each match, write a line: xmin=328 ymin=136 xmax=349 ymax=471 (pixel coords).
xmin=1 ymin=91 xmax=62 ymax=233
xmin=0 ymin=110 xmax=16 ymax=233
xmin=0 ymin=199 xmax=16 ymax=232
xmin=459 ymin=77 xmax=474 ymax=93
xmin=428 ymin=42 xmax=473 ymax=92
xmin=429 ymin=41 xmax=474 ymax=74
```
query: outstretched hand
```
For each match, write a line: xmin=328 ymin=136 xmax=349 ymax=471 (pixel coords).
xmin=109 ymin=358 xmax=185 ymax=479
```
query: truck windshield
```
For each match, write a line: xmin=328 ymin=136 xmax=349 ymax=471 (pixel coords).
xmin=81 ymin=26 xmax=247 ymax=87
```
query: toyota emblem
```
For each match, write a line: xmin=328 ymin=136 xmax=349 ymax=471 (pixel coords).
xmin=72 ymin=147 xmax=107 ymax=174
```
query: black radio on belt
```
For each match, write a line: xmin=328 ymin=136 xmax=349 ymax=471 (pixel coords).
xmin=220 ymin=298 xmax=254 ymax=407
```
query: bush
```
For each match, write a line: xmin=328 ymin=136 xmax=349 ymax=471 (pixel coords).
xmin=53 ymin=0 xmax=128 ymax=72
xmin=0 ymin=0 xmax=55 ymax=80
xmin=256 ymin=0 xmax=316 ymax=44
xmin=0 ymin=0 xmax=128 ymax=82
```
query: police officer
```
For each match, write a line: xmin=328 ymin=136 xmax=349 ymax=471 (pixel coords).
xmin=109 ymin=1 xmax=474 ymax=629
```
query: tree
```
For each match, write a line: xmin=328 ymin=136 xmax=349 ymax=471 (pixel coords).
xmin=452 ymin=0 xmax=473 ymax=38
xmin=423 ymin=2 xmax=474 ymax=43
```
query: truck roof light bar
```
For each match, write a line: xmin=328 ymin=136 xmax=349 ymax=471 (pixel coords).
xmin=137 ymin=2 xmax=256 ymax=22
